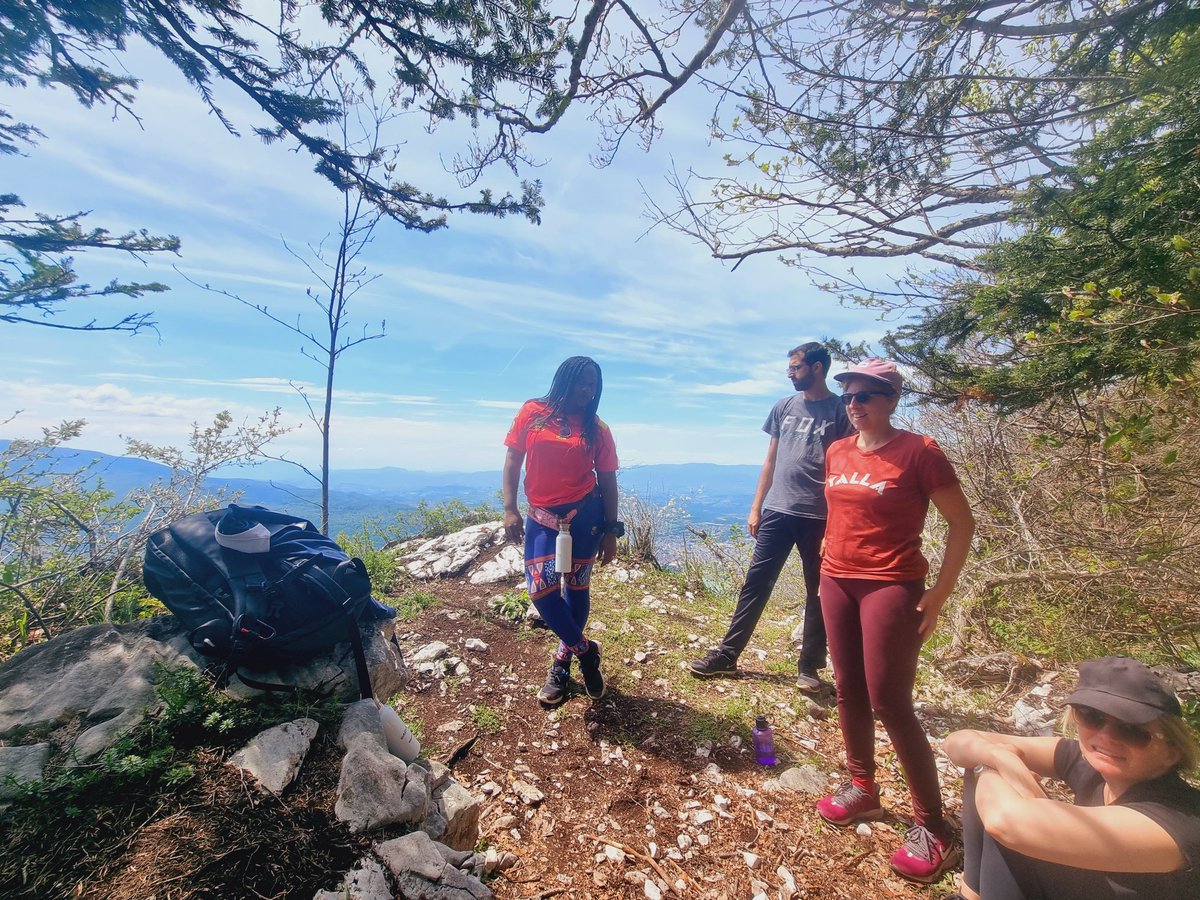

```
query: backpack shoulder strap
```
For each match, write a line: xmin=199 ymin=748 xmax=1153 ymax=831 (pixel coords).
xmin=218 ymin=540 xmax=275 ymax=648
xmin=291 ymin=562 xmax=374 ymax=701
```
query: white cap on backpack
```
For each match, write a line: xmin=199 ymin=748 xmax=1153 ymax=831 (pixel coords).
xmin=214 ymin=512 xmax=272 ymax=554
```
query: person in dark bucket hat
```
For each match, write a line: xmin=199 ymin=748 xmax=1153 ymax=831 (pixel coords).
xmin=943 ymin=657 xmax=1200 ymax=900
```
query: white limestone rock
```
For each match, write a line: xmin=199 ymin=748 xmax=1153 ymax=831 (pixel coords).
xmin=227 ymin=718 xmax=319 ymax=795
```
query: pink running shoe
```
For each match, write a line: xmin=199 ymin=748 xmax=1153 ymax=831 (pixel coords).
xmin=816 ymin=781 xmax=884 ymax=826
xmin=890 ymin=824 xmax=962 ymax=883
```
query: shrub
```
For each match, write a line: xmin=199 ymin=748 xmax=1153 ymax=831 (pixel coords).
xmin=0 ymin=412 xmax=286 ymax=661
xmin=336 ymin=525 xmax=399 ymax=596
xmin=390 ymin=498 xmax=501 ymax=540
xmin=618 ymin=490 xmax=685 ymax=566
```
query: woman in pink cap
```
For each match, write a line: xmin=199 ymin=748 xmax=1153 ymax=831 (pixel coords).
xmin=943 ymin=656 xmax=1200 ymax=899
xmin=815 ymin=357 xmax=976 ymax=883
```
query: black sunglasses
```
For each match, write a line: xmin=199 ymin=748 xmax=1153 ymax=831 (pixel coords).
xmin=839 ymin=390 xmax=893 ymax=406
xmin=1072 ymin=704 xmax=1156 ymax=747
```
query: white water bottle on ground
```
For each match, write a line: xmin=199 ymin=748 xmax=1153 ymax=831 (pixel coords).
xmin=378 ymin=703 xmax=421 ymax=762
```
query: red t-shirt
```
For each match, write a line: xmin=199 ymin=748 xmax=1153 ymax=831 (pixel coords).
xmin=504 ymin=400 xmax=619 ymax=507
xmin=821 ymin=430 xmax=959 ymax=581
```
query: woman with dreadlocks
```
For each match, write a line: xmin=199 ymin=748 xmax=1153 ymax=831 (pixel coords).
xmin=502 ymin=356 xmax=621 ymax=706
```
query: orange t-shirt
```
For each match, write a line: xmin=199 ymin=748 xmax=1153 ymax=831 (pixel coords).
xmin=503 ymin=400 xmax=619 ymax=507
xmin=821 ymin=431 xmax=959 ymax=581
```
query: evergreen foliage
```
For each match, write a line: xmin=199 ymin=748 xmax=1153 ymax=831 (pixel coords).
xmin=886 ymin=30 xmax=1200 ymax=407
xmin=0 ymin=195 xmax=179 ymax=332
xmin=1 ymin=0 xmax=554 ymax=227
xmin=4 ymin=1 xmax=746 ymax=232
xmin=2 ymin=1 xmax=744 ymax=329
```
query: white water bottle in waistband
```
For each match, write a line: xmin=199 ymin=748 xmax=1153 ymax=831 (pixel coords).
xmin=555 ymin=519 xmax=572 ymax=596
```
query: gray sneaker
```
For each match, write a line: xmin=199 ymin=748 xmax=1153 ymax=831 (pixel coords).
xmin=796 ymin=668 xmax=824 ymax=693
xmin=537 ymin=664 xmax=572 ymax=706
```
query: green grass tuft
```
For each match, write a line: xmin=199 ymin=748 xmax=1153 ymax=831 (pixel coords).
xmin=393 ymin=589 xmax=439 ymax=621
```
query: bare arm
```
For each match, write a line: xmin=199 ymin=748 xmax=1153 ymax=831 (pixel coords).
xmin=916 ymin=482 xmax=975 ymax=639
xmin=502 ymin=447 xmax=525 ymax=543
xmin=947 ymin=728 xmax=1187 ymax=872
xmin=944 ymin=729 xmax=1060 ymax=785
xmin=975 ymin=775 xmax=1186 ymax=872
xmin=748 ymin=437 xmax=779 ymax=537
xmin=597 ymin=469 xmax=619 ymax=565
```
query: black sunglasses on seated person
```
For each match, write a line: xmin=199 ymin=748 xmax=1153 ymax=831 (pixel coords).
xmin=1071 ymin=704 xmax=1159 ymax=747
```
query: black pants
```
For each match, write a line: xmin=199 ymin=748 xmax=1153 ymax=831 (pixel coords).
xmin=717 ymin=509 xmax=826 ymax=673
xmin=962 ymin=768 xmax=1030 ymax=899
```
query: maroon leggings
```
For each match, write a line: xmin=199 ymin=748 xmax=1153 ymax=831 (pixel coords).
xmin=820 ymin=575 xmax=944 ymax=829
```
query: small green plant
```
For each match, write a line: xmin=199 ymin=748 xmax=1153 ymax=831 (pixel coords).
xmin=394 ymin=590 xmax=439 ymax=621
xmin=470 ymin=704 xmax=504 ymax=734
xmin=488 ymin=590 xmax=528 ymax=622
xmin=683 ymin=710 xmax=731 ymax=744
xmin=766 ymin=656 xmax=796 ymax=676
xmin=149 ymin=665 xmax=341 ymax=739
xmin=337 ymin=524 xmax=400 ymax=595
xmin=163 ymin=763 xmax=196 ymax=787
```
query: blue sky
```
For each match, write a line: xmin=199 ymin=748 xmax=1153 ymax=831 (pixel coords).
xmin=2 ymin=37 xmax=895 ymax=473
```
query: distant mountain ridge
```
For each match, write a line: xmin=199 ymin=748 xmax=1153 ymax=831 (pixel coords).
xmin=0 ymin=440 xmax=760 ymax=538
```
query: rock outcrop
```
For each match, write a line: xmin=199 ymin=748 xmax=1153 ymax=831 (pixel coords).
xmin=0 ymin=615 xmax=408 ymax=788
xmin=391 ymin=521 xmax=524 ymax=586
xmin=0 ymin=617 xmax=200 ymax=765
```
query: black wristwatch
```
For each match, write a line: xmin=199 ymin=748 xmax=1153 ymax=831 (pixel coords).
xmin=601 ymin=521 xmax=625 ymax=537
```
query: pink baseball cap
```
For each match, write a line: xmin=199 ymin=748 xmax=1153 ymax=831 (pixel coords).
xmin=834 ymin=358 xmax=903 ymax=393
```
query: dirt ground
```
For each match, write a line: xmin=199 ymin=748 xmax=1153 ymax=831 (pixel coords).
xmin=3 ymin=550 xmax=1030 ymax=899
xmin=388 ymin=559 xmax=1006 ymax=900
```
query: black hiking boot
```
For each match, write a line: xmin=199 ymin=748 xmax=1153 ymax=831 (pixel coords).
xmin=689 ymin=648 xmax=738 ymax=678
xmin=577 ymin=640 xmax=606 ymax=699
xmin=537 ymin=663 xmax=572 ymax=707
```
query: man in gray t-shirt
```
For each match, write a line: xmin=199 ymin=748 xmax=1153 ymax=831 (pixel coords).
xmin=690 ymin=342 xmax=853 ymax=689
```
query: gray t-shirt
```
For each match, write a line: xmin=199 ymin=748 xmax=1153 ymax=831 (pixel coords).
xmin=761 ymin=393 xmax=853 ymax=520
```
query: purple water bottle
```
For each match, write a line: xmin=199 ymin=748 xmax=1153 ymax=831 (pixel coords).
xmin=752 ymin=715 xmax=776 ymax=765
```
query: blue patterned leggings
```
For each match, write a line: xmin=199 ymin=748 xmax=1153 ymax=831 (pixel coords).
xmin=523 ymin=490 xmax=603 ymax=656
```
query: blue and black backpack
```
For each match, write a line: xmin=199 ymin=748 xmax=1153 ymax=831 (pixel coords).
xmin=143 ymin=503 xmax=394 ymax=698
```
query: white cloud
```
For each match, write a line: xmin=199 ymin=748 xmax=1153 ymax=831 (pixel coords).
xmin=687 ymin=378 xmax=779 ymax=397
xmin=474 ymin=400 xmax=522 ymax=410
